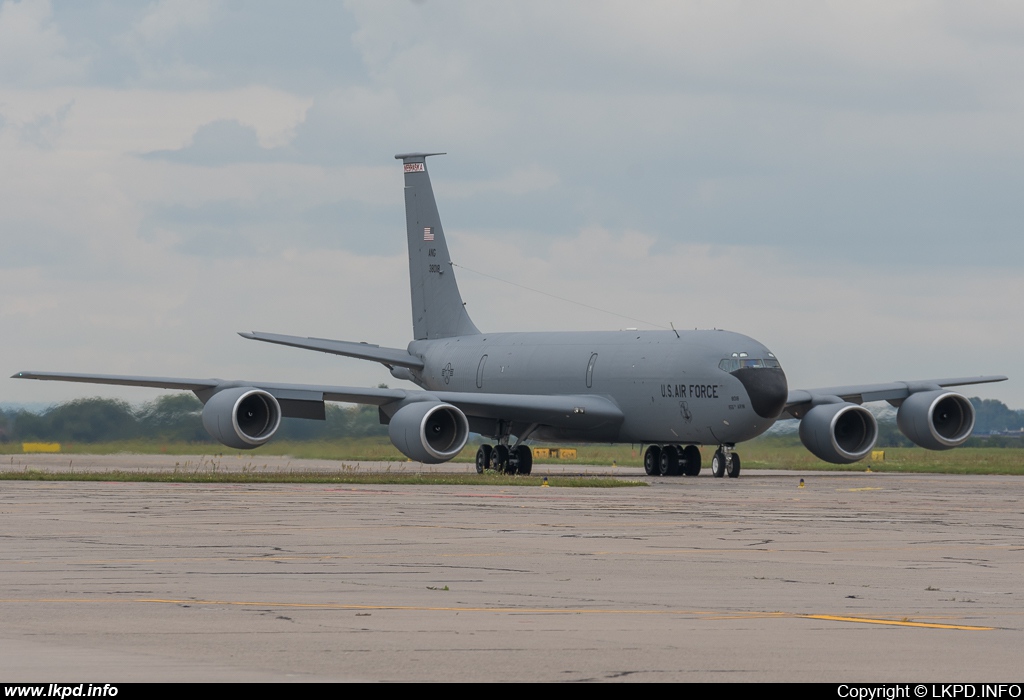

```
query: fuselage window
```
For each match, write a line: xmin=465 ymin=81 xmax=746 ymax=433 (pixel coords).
xmin=586 ymin=353 xmax=598 ymax=388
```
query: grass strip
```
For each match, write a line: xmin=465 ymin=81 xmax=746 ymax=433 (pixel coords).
xmin=0 ymin=469 xmax=645 ymax=487
xmin=3 ymin=438 xmax=1022 ymax=474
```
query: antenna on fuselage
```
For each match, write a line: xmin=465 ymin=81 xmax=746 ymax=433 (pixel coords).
xmin=670 ymin=322 xmax=680 ymax=339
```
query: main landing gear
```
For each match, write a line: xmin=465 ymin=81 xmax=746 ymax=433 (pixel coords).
xmin=475 ymin=443 xmax=533 ymax=475
xmin=643 ymin=444 xmax=741 ymax=478
xmin=643 ymin=444 xmax=702 ymax=477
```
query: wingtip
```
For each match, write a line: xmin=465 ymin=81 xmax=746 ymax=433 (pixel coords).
xmin=238 ymin=332 xmax=256 ymax=339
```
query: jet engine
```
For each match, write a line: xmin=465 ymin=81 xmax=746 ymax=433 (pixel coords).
xmin=387 ymin=401 xmax=470 ymax=464
xmin=201 ymin=387 xmax=282 ymax=450
xmin=897 ymin=390 xmax=974 ymax=450
xmin=799 ymin=402 xmax=878 ymax=464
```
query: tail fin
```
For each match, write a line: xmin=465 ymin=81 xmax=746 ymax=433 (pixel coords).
xmin=396 ymin=152 xmax=480 ymax=340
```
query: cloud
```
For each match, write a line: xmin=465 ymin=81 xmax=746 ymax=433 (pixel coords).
xmin=0 ymin=85 xmax=311 ymax=153
xmin=112 ymin=0 xmax=220 ymax=85
xmin=0 ymin=0 xmax=84 ymax=86
xmin=142 ymin=119 xmax=276 ymax=165
xmin=12 ymin=99 xmax=73 ymax=148
xmin=442 ymin=165 xmax=560 ymax=199
xmin=129 ymin=0 xmax=217 ymax=47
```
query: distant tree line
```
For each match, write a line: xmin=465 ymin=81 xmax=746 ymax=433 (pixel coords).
xmin=961 ymin=398 xmax=1024 ymax=448
xmin=970 ymin=398 xmax=1024 ymax=433
xmin=0 ymin=393 xmax=387 ymax=444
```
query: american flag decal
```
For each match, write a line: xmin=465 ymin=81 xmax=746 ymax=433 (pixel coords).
xmin=423 ymin=227 xmax=434 ymax=241
xmin=404 ymin=163 xmax=425 ymax=173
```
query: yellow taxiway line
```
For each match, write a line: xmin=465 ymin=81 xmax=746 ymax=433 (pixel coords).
xmin=0 ymin=597 xmax=995 ymax=630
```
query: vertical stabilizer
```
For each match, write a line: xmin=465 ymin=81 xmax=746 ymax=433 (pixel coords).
xmin=396 ymin=153 xmax=480 ymax=339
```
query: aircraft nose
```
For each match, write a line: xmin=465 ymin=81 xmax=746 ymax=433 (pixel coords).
xmin=731 ymin=367 xmax=788 ymax=419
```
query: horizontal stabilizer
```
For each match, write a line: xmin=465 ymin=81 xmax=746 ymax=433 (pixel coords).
xmin=239 ymin=331 xmax=424 ymax=369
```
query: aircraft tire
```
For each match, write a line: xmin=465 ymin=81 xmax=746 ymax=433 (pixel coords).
xmin=507 ymin=449 xmax=520 ymax=475
xmin=475 ymin=444 xmax=492 ymax=473
xmin=515 ymin=445 xmax=533 ymax=475
xmin=727 ymin=452 xmax=741 ymax=478
xmin=660 ymin=444 xmax=681 ymax=476
xmin=711 ymin=450 xmax=726 ymax=478
xmin=644 ymin=445 xmax=662 ymax=476
xmin=682 ymin=445 xmax=702 ymax=476
xmin=492 ymin=444 xmax=510 ymax=473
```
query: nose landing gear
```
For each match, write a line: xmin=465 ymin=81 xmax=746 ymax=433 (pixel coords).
xmin=711 ymin=446 xmax=740 ymax=478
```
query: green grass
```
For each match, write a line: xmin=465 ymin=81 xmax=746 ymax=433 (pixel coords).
xmin=0 ymin=438 xmax=410 ymax=461
xmin=0 ymin=468 xmax=644 ymax=487
xmin=3 ymin=436 xmax=1022 ymax=475
xmin=569 ymin=439 xmax=1024 ymax=475
xmin=735 ymin=437 xmax=1024 ymax=474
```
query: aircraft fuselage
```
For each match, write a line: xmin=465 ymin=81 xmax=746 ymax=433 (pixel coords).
xmin=407 ymin=328 xmax=788 ymax=445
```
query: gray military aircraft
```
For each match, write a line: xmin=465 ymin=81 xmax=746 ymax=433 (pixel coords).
xmin=14 ymin=153 xmax=1007 ymax=477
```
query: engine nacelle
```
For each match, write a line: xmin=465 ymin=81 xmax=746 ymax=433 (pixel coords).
xmin=201 ymin=387 xmax=282 ymax=450
xmin=897 ymin=390 xmax=974 ymax=450
xmin=799 ymin=402 xmax=878 ymax=464
xmin=388 ymin=401 xmax=469 ymax=464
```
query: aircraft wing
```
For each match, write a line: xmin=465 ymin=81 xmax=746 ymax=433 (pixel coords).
xmin=13 ymin=371 xmax=409 ymax=407
xmin=12 ymin=371 xmax=623 ymax=430
xmin=782 ymin=375 xmax=1008 ymax=419
xmin=11 ymin=371 xmax=222 ymax=392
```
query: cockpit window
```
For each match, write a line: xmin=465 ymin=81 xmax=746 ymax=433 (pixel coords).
xmin=719 ymin=357 xmax=782 ymax=372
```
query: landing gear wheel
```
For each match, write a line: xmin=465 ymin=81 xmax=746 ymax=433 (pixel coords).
xmin=515 ymin=445 xmax=533 ymax=476
xmin=492 ymin=444 xmax=510 ymax=473
xmin=727 ymin=452 xmax=741 ymax=478
xmin=682 ymin=445 xmax=702 ymax=476
xmin=660 ymin=444 xmax=681 ymax=476
xmin=475 ymin=444 xmax=492 ymax=473
xmin=644 ymin=445 xmax=662 ymax=476
xmin=711 ymin=450 xmax=726 ymax=478
xmin=507 ymin=448 xmax=521 ymax=475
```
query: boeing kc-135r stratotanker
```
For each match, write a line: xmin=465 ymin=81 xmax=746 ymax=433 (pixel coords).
xmin=14 ymin=153 xmax=1007 ymax=477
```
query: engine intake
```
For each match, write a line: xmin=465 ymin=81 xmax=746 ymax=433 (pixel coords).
xmin=799 ymin=402 xmax=878 ymax=464
xmin=388 ymin=402 xmax=469 ymax=464
xmin=897 ymin=390 xmax=974 ymax=450
xmin=202 ymin=387 xmax=282 ymax=450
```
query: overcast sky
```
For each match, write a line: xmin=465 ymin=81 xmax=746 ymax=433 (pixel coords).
xmin=2 ymin=0 xmax=1020 ymax=409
